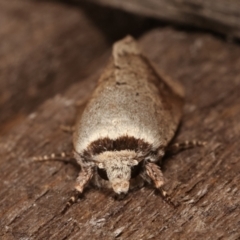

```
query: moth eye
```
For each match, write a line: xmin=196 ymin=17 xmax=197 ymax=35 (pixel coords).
xmin=131 ymin=161 xmax=143 ymax=178
xmin=97 ymin=168 xmax=108 ymax=180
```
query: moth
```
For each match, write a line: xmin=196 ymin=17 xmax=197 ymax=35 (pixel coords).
xmin=35 ymin=36 xmax=204 ymax=200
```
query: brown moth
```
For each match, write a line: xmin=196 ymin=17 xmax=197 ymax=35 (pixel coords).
xmin=72 ymin=36 xmax=185 ymax=195
xmin=34 ymin=35 xmax=206 ymax=204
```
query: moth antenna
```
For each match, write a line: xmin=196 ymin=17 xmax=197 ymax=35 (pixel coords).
xmin=60 ymin=124 xmax=75 ymax=133
xmin=167 ymin=140 xmax=206 ymax=154
xmin=31 ymin=152 xmax=77 ymax=165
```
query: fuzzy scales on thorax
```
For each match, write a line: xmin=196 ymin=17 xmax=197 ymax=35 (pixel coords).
xmin=73 ymin=36 xmax=184 ymax=160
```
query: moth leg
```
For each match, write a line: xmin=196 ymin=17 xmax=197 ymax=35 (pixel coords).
xmin=61 ymin=167 xmax=94 ymax=213
xmin=144 ymin=162 xmax=176 ymax=206
xmin=167 ymin=140 xmax=206 ymax=154
xmin=61 ymin=190 xmax=82 ymax=214
xmin=145 ymin=162 xmax=164 ymax=189
xmin=60 ymin=124 xmax=75 ymax=133
xmin=75 ymin=167 xmax=94 ymax=193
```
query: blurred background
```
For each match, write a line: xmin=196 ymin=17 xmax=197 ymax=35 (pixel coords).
xmin=1 ymin=0 xmax=240 ymax=134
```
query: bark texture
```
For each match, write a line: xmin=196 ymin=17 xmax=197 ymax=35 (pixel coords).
xmin=1 ymin=1 xmax=240 ymax=240
xmin=83 ymin=0 xmax=240 ymax=39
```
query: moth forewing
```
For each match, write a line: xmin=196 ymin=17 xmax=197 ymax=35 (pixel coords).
xmin=73 ymin=36 xmax=184 ymax=194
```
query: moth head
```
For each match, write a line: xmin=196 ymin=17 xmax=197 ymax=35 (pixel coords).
xmin=96 ymin=151 xmax=139 ymax=194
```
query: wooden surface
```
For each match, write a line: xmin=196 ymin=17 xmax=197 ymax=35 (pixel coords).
xmin=1 ymin=1 xmax=240 ymax=240
xmin=83 ymin=0 xmax=240 ymax=39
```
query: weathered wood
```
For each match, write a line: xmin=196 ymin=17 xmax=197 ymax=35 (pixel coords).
xmin=1 ymin=14 xmax=240 ymax=240
xmin=82 ymin=0 xmax=240 ymax=39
